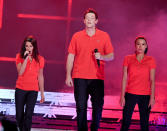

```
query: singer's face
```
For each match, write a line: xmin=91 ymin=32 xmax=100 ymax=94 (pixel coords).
xmin=25 ymin=42 xmax=33 ymax=55
xmin=135 ymin=39 xmax=147 ymax=54
xmin=84 ymin=13 xmax=98 ymax=28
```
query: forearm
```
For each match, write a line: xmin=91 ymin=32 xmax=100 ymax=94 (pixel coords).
xmin=66 ymin=54 xmax=74 ymax=77
xmin=150 ymin=69 xmax=155 ymax=99
xmin=150 ymin=81 xmax=155 ymax=99
xmin=100 ymin=53 xmax=114 ymax=61
xmin=121 ymin=67 xmax=128 ymax=98
xmin=18 ymin=58 xmax=28 ymax=76
xmin=119 ymin=73 xmax=127 ymax=107
xmin=121 ymin=79 xmax=127 ymax=98
xmin=66 ymin=64 xmax=73 ymax=77
xmin=38 ymin=76 xmax=44 ymax=94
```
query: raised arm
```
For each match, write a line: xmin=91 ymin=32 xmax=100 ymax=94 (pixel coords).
xmin=16 ymin=56 xmax=29 ymax=76
xmin=100 ymin=52 xmax=114 ymax=61
xmin=94 ymin=52 xmax=114 ymax=62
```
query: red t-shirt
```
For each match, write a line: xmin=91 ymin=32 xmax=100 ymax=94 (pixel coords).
xmin=68 ymin=29 xmax=114 ymax=80
xmin=123 ymin=54 xmax=156 ymax=95
xmin=16 ymin=53 xmax=45 ymax=91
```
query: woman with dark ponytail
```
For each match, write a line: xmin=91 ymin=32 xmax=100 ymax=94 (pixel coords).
xmin=120 ymin=36 xmax=156 ymax=131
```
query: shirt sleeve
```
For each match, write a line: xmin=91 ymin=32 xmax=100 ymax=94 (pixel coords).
xmin=150 ymin=57 xmax=156 ymax=69
xmin=16 ymin=53 xmax=23 ymax=65
xmin=104 ymin=33 xmax=114 ymax=54
xmin=123 ymin=56 xmax=129 ymax=67
xmin=39 ymin=56 xmax=45 ymax=69
xmin=68 ymin=34 xmax=77 ymax=55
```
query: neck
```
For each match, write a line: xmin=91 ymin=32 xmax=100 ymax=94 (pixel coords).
xmin=86 ymin=27 xmax=96 ymax=36
xmin=136 ymin=53 xmax=144 ymax=61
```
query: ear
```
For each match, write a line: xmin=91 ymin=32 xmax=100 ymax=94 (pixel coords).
xmin=145 ymin=44 xmax=148 ymax=48
xmin=95 ymin=19 xmax=98 ymax=24
xmin=83 ymin=19 xmax=86 ymax=24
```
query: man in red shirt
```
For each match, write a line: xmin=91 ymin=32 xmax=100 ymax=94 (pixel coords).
xmin=65 ymin=8 xmax=114 ymax=131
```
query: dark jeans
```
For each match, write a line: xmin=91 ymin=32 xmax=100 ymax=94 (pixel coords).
xmin=121 ymin=93 xmax=151 ymax=131
xmin=74 ymin=78 xmax=104 ymax=131
xmin=15 ymin=88 xmax=38 ymax=131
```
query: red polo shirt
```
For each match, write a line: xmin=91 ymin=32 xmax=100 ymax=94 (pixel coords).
xmin=16 ymin=53 xmax=45 ymax=91
xmin=68 ymin=29 xmax=114 ymax=80
xmin=123 ymin=54 xmax=156 ymax=95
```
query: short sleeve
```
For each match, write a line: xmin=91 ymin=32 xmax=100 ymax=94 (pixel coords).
xmin=150 ymin=57 xmax=156 ymax=69
xmin=104 ymin=33 xmax=114 ymax=54
xmin=16 ymin=53 xmax=23 ymax=65
xmin=68 ymin=34 xmax=77 ymax=55
xmin=39 ymin=56 xmax=45 ymax=69
xmin=123 ymin=56 xmax=129 ymax=67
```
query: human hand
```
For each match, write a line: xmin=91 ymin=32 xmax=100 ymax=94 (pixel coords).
xmin=40 ymin=93 xmax=45 ymax=103
xmin=94 ymin=52 xmax=101 ymax=60
xmin=148 ymin=97 xmax=155 ymax=109
xmin=119 ymin=96 xmax=125 ymax=107
xmin=65 ymin=76 xmax=73 ymax=87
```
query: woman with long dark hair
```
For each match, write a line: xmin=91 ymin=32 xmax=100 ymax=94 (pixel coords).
xmin=15 ymin=35 xmax=45 ymax=131
xmin=120 ymin=36 xmax=156 ymax=131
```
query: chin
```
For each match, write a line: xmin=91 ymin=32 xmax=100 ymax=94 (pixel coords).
xmin=87 ymin=25 xmax=92 ymax=28
xmin=136 ymin=52 xmax=144 ymax=54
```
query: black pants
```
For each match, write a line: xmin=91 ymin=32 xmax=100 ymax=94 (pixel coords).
xmin=121 ymin=93 xmax=151 ymax=131
xmin=74 ymin=78 xmax=104 ymax=131
xmin=15 ymin=88 xmax=38 ymax=131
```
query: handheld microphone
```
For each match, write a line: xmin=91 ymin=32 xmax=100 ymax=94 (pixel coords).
xmin=24 ymin=51 xmax=30 ymax=59
xmin=94 ymin=48 xmax=100 ymax=67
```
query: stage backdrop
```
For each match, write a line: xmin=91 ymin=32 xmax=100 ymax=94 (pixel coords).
xmin=0 ymin=0 xmax=167 ymax=112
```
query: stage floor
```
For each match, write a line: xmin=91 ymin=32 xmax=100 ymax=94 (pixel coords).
xmin=0 ymin=117 xmax=167 ymax=131
xmin=0 ymin=89 xmax=167 ymax=130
